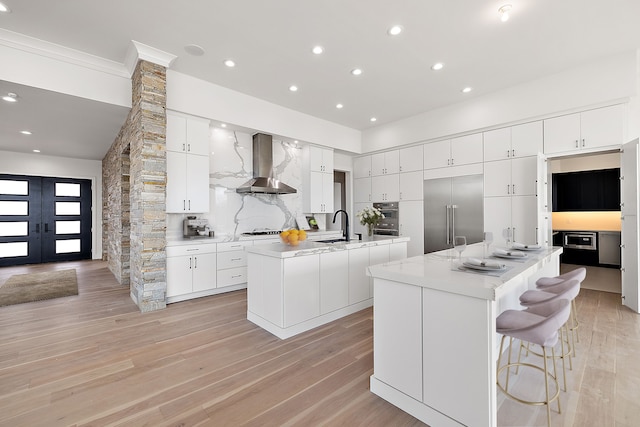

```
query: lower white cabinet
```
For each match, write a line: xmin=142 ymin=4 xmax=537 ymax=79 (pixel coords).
xmin=166 ymin=244 xmax=217 ymax=300
xmin=284 ymin=255 xmax=320 ymax=327
xmin=320 ymin=251 xmax=349 ymax=314
xmin=349 ymin=247 xmax=372 ymax=304
xmin=217 ymin=241 xmax=252 ymax=288
xmin=400 ymin=200 xmax=424 ymax=257
xmin=484 ymin=195 xmax=539 ymax=246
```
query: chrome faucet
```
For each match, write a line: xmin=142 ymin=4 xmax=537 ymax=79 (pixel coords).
xmin=332 ymin=209 xmax=350 ymax=242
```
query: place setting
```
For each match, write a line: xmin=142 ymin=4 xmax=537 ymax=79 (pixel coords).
xmin=451 ymin=234 xmax=513 ymax=277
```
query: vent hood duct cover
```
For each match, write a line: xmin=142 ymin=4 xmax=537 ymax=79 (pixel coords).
xmin=236 ymin=133 xmax=297 ymax=194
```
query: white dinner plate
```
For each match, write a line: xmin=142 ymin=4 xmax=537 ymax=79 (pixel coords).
xmin=462 ymin=261 xmax=506 ymax=271
xmin=509 ymin=245 xmax=542 ymax=251
xmin=493 ymin=252 xmax=528 ymax=259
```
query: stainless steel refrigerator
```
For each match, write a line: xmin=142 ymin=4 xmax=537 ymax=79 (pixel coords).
xmin=423 ymin=174 xmax=483 ymax=253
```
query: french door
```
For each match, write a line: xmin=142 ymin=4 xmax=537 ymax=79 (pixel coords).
xmin=0 ymin=174 xmax=92 ymax=266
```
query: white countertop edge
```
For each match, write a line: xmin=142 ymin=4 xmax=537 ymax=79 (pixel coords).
xmin=246 ymin=236 xmax=409 ymax=258
xmin=166 ymin=229 xmax=345 ymax=247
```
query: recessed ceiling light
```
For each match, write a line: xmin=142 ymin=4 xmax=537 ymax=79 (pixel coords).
xmin=289 ymin=85 xmax=298 ymax=92
xmin=499 ymin=4 xmax=512 ymax=22
xmin=184 ymin=44 xmax=205 ymax=56
xmin=336 ymin=103 xmax=344 ymax=109
xmin=20 ymin=130 xmax=32 ymax=135
xmin=462 ymin=87 xmax=473 ymax=93
xmin=312 ymin=46 xmax=324 ymax=55
xmin=370 ymin=117 xmax=377 ymax=122
xmin=224 ymin=59 xmax=236 ymax=68
xmin=33 ymin=150 xmax=40 ymax=153
xmin=388 ymin=25 xmax=403 ymax=36
xmin=221 ymin=123 xmax=227 ymax=128
xmin=431 ymin=63 xmax=444 ymax=71
xmin=351 ymin=68 xmax=363 ymax=76
xmin=2 ymin=92 xmax=18 ymax=103
xmin=0 ymin=2 xmax=10 ymax=13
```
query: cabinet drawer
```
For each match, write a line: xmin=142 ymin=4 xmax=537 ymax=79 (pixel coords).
xmin=217 ymin=266 xmax=248 ymax=287
xmin=217 ymin=250 xmax=247 ymax=269
xmin=217 ymin=241 xmax=252 ymax=252
xmin=167 ymin=243 xmax=216 ymax=258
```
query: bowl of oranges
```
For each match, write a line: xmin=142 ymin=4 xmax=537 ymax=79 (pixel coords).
xmin=280 ymin=229 xmax=307 ymax=246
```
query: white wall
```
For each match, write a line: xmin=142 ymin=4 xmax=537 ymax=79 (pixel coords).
xmin=550 ymin=152 xmax=620 ymax=174
xmin=0 ymin=150 xmax=103 ymax=259
xmin=363 ymin=50 xmax=638 ymax=152
xmin=166 ymin=71 xmax=361 ymax=154
xmin=627 ymin=49 xmax=640 ymax=141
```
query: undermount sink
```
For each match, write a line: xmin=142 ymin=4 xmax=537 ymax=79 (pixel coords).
xmin=317 ymin=238 xmax=348 ymax=244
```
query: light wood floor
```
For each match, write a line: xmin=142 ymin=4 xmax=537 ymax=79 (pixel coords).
xmin=0 ymin=260 xmax=638 ymax=426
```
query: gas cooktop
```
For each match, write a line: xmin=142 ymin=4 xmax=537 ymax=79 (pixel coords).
xmin=241 ymin=230 xmax=283 ymax=236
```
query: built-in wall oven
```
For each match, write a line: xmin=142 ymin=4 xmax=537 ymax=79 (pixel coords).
xmin=373 ymin=202 xmax=399 ymax=236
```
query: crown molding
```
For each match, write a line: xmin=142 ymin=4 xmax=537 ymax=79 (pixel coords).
xmin=125 ymin=40 xmax=177 ymax=76
xmin=0 ymin=28 xmax=130 ymax=78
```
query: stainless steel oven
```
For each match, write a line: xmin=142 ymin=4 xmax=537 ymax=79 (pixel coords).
xmin=563 ymin=232 xmax=597 ymax=250
xmin=373 ymin=202 xmax=399 ymax=236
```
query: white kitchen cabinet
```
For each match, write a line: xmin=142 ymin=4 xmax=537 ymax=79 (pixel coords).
xmin=166 ymin=151 xmax=209 ymax=213
xmin=543 ymin=104 xmax=624 ymax=155
xmin=166 ymin=111 xmax=210 ymax=156
xmin=399 ymin=171 xmax=423 ymax=201
xmin=284 ymin=255 xmax=320 ymax=327
xmin=400 ymin=200 xmax=424 ymax=257
xmin=354 ymin=177 xmax=372 ymax=203
xmin=371 ymin=150 xmax=400 ymax=176
xmin=349 ymin=246 xmax=371 ymax=304
xmin=217 ymin=241 xmax=252 ymax=288
xmin=399 ymin=145 xmax=424 ymax=172
xmin=484 ymin=156 xmax=537 ymax=197
xmin=423 ymin=134 xmax=483 ymax=170
xmin=319 ymin=250 xmax=349 ymax=314
xmin=302 ymin=145 xmax=334 ymax=213
xmin=354 ymin=155 xmax=372 ymax=178
xmin=372 ymin=174 xmax=400 ymax=202
xmin=484 ymin=122 xmax=543 ymax=161
xmin=484 ymin=195 xmax=539 ymax=247
xmin=166 ymin=244 xmax=217 ymax=301
xmin=389 ymin=242 xmax=408 ymax=260
xmin=369 ymin=244 xmax=390 ymax=296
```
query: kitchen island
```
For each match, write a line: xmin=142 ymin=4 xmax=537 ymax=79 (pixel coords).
xmin=246 ymin=236 xmax=409 ymax=339
xmin=367 ymin=243 xmax=562 ymax=427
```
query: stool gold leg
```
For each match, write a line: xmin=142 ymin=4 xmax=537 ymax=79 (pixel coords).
xmin=543 ymin=346 xmax=552 ymax=427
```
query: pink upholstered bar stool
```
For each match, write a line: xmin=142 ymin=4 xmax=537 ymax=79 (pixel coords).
xmin=496 ymin=298 xmax=571 ymax=427
xmin=536 ymin=267 xmax=586 ymax=351
xmin=518 ymin=279 xmax=581 ymax=391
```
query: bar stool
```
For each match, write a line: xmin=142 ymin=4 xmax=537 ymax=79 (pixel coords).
xmin=496 ymin=298 xmax=571 ymax=427
xmin=536 ymin=267 xmax=586 ymax=351
xmin=518 ymin=279 xmax=581 ymax=391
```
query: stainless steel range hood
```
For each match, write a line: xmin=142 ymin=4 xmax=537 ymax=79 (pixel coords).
xmin=236 ymin=133 xmax=297 ymax=194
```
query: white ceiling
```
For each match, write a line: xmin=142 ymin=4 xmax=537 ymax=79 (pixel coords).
xmin=1 ymin=0 xmax=640 ymax=160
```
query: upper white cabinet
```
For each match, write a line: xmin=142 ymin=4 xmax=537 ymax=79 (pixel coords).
xmin=484 ymin=122 xmax=543 ymax=162
xmin=354 ymin=156 xmax=372 ymax=178
xmin=371 ymin=150 xmax=400 ymax=176
xmin=543 ymin=104 xmax=624 ymax=155
xmin=166 ymin=111 xmax=210 ymax=156
xmin=399 ymin=171 xmax=423 ymax=201
xmin=423 ymin=134 xmax=483 ymax=170
xmin=372 ymin=174 xmax=400 ymax=202
xmin=302 ymin=145 xmax=334 ymax=213
xmin=484 ymin=157 xmax=537 ymax=197
xmin=399 ymin=145 xmax=424 ymax=172
xmin=354 ymin=177 xmax=372 ymax=203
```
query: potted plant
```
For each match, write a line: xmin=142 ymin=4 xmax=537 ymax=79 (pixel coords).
xmin=356 ymin=206 xmax=385 ymax=237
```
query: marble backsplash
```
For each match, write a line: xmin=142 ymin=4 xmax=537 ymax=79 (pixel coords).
xmin=167 ymin=127 xmax=326 ymax=239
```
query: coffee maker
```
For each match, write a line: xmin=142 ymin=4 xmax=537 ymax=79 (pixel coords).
xmin=183 ymin=216 xmax=211 ymax=238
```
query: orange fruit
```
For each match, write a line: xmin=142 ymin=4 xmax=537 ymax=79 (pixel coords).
xmin=298 ymin=230 xmax=307 ymax=240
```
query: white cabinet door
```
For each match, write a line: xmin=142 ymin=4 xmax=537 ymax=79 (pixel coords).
xmin=621 ymin=139 xmax=639 ymax=313
xmin=371 ymin=152 xmax=386 ymax=176
xmin=322 ymin=172 xmax=334 ymax=212
xmin=166 ymin=255 xmax=192 ymax=297
xmin=511 ymin=195 xmax=538 ymax=245
xmin=384 ymin=150 xmax=400 ymax=174
xmin=484 ymin=197 xmax=512 ymax=247
xmin=320 ymin=251 xmax=349 ymax=314
xmin=284 ymin=255 xmax=320 ymax=327
xmin=399 ymin=171 xmax=423 ymax=201
xmin=400 ymin=200 xmax=424 ymax=257
xmin=423 ymin=140 xmax=451 ymax=170
xmin=192 ymin=252 xmax=217 ymax=292
xmin=543 ymin=113 xmax=581 ymax=154
xmin=166 ymin=151 xmax=188 ymax=213
xmin=511 ymin=121 xmax=543 ymax=158
xmin=185 ymin=154 xmax=210 ymax=213
xmin=348 ymin=247 xmax=370 ymax=304
xmin=581 ymin=104 xmax=624 ymax=150
xmin=166 ymin=113 xmax=188 ymax=152
xmin=369 ymin=245 xmax=390 ymax=296
xmin=309 ymin=145 xmax=334 ymax=172
xmin=372 ymin=174 xmax=399 ymax=202
xmin=186 ymin=116 xmax=210 ymax=156
xmin=354 ymin=155 xmax=371 ymax=178
xmin=399 ymin=145 xmax=423 ymax=172
xmin=483 ymin=127 xmax=511 ymax=162
xmin=308 ymin=172 xmax=324 ymax=212
xmin=511 ymin=156 xmax=537 ymax=196
xmin=483 ymin=159 xmax=511 ymax=197
xmin=451 ymin=133 xmax=483 ymax=166
xmin=389 ymin=242 xmax=408 ymax=260
xmin=354 ymin=177 xmax=372 ymax=203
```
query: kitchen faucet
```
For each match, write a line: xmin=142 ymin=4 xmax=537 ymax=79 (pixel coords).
xmin=332 ymin=210 xmax=350 ymax=242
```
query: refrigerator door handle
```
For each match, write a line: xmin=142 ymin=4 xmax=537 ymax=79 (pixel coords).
xmin=446 ymin=205 xmax=451 ymax=245
xmin=451 ymin=204 xmax=457 ymax=242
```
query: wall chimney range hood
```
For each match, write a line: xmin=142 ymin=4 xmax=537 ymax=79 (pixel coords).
xmin=236 ymin=133 xmax=297 ymax=194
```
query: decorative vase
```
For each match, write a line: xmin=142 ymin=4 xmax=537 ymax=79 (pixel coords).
xmin=367 ymin=223 xmax=374 ymax=237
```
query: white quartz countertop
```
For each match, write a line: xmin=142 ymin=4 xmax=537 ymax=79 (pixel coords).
xmin=246 ymin=236 xmax=410 ymax=258
xmin=367 ymin=243 xmax=563 ymax=301
xmin=166 ymin=229 xmax=343 ymax=247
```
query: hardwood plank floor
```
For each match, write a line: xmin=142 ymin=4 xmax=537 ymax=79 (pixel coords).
xmin=0 ymin=260 xmax=638 ymax=426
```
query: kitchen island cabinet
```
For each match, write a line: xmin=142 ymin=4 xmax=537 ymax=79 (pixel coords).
xmin=246 ymin=236 xmax=409 ymax=339
xmin=368 ymin=243 xmax=562 ymax=427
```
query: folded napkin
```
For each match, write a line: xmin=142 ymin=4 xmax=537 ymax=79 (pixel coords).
xmin=512 ymin=242 xmax=542 ymax=250
xmin=464 ymin=258 xmax=503 ymax=269
xmin=494 ymin=248 xmax=526 ymax=257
